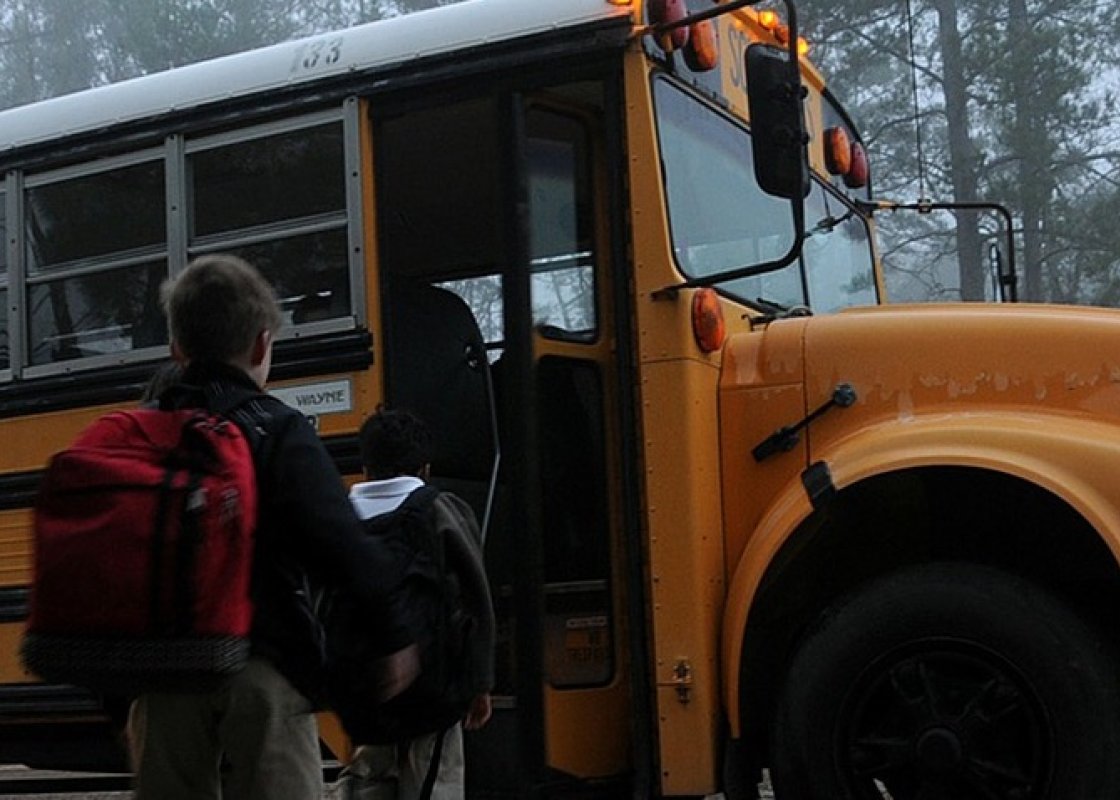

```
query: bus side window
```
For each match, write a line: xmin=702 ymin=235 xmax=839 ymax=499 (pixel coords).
xmin=24 ymin=157 xmax=168 ymax=367
xmin=187 ymin=119 xmax=353 ymax=333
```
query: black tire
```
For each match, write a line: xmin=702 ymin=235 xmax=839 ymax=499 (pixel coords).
xmin=770 ymin=562 xmax=1120 ymax=800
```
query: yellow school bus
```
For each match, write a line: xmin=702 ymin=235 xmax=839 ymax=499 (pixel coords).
xmin=1 ymin=1 xmax=1119 ymax=797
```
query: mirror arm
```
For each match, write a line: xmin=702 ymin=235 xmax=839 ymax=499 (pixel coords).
xmin=856 ymin=198 xmax=1018 ymax=302
xmin=653 ymin=216 xmax=806 ymax=300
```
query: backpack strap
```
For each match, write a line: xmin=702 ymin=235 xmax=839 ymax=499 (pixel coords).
xmin=205 ymin=383 xmax=266 ymax=425
xmin=417 ymin=726 xmax=449 ymax=800
xmin=205 ymin=386 xmax=275 ymax=472
xmin=391 ymin=485 xmax=444 ymax=570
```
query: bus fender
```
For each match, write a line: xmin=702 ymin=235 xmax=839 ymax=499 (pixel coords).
xmin=721 ymin=410 xmax=1120 ymax=738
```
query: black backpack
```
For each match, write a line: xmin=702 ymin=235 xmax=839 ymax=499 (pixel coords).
xmin=322 ymin=485 xmax=478 ymax=744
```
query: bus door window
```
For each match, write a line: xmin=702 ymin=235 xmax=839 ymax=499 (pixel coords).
xmin=186 ymin=117 xmax=353 ymax=331
xmin=536 ymin=356 xmax=612 ymax=687
xmin=525 ymin=109 xmax=597 ymax=342
xmin=525 ymin=106 xmax=612 ymax=689
xmin=24 ymin=155 xmax=168 ymax=368
xmin=443 ymin=104 xmax=613 ymax=689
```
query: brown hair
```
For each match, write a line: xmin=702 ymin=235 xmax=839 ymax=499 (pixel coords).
xmin=162 ymin=254 xmax=283 ymax=362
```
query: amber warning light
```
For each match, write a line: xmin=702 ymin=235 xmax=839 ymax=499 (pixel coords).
xmin=647 ymin=0 xmax=722 ymax=72
xmin=824 ymin=126 xmax=869 ymax=189
xmin=756 ymin=8 xmax=809 ymax=56
xmin=692 ymin=289 xmax=727 ymax=353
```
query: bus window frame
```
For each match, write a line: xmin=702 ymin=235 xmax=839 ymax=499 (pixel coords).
xmin=183 ymin=106 xmax=363 ymax=337
xmin=651 ymin=74 xmax=802 ymax=305
xmin=21 ymin=146 xmax=169 ymax=380
xmin=5 ymin=102 xmax=364 ymax=382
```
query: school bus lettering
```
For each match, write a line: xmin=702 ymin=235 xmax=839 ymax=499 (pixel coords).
xmin=270 ymin=380 xmax=354 ymax=415
xmin=290 ymin=36 xmax=345 ymax=75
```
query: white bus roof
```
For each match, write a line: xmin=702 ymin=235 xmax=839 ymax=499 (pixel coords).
xmin=0 ymin=0 xmax=633 ymax=156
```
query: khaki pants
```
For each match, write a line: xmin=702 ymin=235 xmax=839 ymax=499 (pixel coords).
xmin=342 ymin=725 xmax=465 ymax=800
xmin=129 ymin=657 xmax=323 ymax=800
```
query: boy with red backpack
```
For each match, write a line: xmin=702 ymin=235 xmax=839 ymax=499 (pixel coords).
xmin=142 ymin=254 xmax=421 ymax=799
xmin=27 ymin=254 xmax=419 ymax=800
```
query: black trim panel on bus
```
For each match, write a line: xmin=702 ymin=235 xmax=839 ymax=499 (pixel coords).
xmin=0 ymin=472 xmax=40 ymax=513
xmin=0 ymin=329 xmax=372 ymax=421
xmin=0 ymin=588 xmax=29 ymax=623
xmin=0 ymin=434 xmax=362 ymax=516
xmin=0 ymin=683 xmax=102 ymax=716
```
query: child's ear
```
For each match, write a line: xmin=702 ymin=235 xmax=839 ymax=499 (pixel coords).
xmin=249 ymin=329 xmax=273 ymax=367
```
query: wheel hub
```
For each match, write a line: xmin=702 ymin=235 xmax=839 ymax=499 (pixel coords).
xmin=840 ymin=641 xmax=1050 ymax=799
xmin=916 ymin=726 xmax=964 ymax=773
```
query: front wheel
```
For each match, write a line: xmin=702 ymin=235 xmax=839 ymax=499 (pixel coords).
xmin=770 ymin=563 xmax=1120 ymax=800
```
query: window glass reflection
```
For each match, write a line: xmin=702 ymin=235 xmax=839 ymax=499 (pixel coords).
xmin=25 ymin=161 xmax=165 ymax=270
xmin=803 ymin=183 xmax=877 ymax=312
xmin=527 ymin=111 xmax=597 ymax=338
xmin=654 ymin=79 xmax=803 ymax=307
xmin=224 ymin=229 xmax=351 ymax=327
xmin=28 ymin=260 xmax=167 ymax=366
xmin=191 ymin=124 xmax=345 ymax=237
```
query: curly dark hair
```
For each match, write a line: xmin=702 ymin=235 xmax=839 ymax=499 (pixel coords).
xmin=358 ymin=407 xmax=432 ymax=479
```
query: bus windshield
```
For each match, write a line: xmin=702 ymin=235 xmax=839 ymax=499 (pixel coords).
xmin=653 ymin=77 xmax=877 ymax=312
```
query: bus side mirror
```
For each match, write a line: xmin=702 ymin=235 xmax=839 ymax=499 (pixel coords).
xmin=746 ymin=43 xmax=809 ymax=200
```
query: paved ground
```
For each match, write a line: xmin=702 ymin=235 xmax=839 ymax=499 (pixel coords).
xmin=0 ymin=783 xmax=348 ymax=800
xmin=0 ymin=769 xmax=776 ymax=799
xmin=0 ymin=765 xmax=349 ymax=799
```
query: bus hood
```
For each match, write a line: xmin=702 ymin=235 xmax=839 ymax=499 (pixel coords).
xmin=798 ymin=303 xmax=1120 ymax=429
xmin=718 ymin=301 xmax=1120 ymax=559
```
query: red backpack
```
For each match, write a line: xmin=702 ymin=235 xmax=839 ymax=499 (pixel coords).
xmin=21 ymin=406 xmax=257 ymax=692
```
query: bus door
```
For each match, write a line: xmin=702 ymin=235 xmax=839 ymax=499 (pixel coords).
xmin=373 ymin=78 xmax=634 ymax=794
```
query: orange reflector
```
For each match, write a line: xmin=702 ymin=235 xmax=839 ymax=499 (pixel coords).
xmin=824 ymin=126 xmax=852 ymax=176
xmin=692 ymin=289 xmax=727 ymax=354
xmin=845 ymin=141 xmax=870 ymax=188
xmin=684 ymin=19 xmax=719 ymax=72
xmin=758 ymin=10 xmax=779 ymax=30
xmin=649 ymin=0 xmax=690 ymax=52
xmin=797 ymin=36 xmax=810 ymax=56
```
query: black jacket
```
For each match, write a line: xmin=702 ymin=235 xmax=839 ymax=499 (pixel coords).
xmin=164 ymin=361 xmax=412 ymax=699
